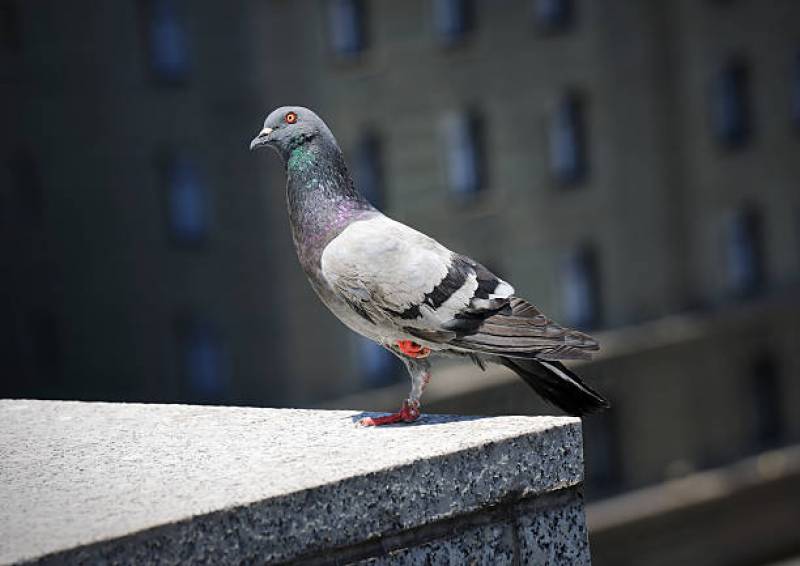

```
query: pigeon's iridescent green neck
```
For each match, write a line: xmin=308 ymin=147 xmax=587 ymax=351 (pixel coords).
xmin=285 ymin=138 xmax=375 ymax=271
xmin=288 ymin=146 xmax=315 ymax=173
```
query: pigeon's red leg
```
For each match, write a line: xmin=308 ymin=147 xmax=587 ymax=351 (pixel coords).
xmin=409 ymin=366 xmax=432 ymax=401
xmin=359 ymin=399 xmax=420 ymax=426
xmin=358 ymin=358 xmax=431 ymax=427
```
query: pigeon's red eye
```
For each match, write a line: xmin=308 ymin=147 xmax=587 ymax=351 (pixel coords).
xmin=285 ymin=112 xmax=298 ymax=124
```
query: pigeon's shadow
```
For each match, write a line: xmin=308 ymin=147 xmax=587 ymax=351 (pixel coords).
xmin=348 ymin=412 xmax=492 ymax=427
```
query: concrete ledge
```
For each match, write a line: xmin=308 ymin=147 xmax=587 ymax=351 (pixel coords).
xmin=0 ymin=400 xmax=589 ymax=564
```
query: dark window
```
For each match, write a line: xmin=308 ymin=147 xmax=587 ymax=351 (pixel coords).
xmin=534 ymin=0 xmax=573 ymax=32
xmin=160 ymin=153 xmax=209 ymax=246
xmin=356 ymin=336 xmax=400 ymax=387
xmin=750 ymin=355 xmax=783 ymax=449
xmin=583 ymin=409 xmax=622 ymax=498
xmin=724 ymin=207 xmax=764 ymax=298
xmin=9 ymin=149 xmax=43 ymax=218
xmin=792 ymin=50 xmax=800 ymax=131
xmin=434 ymin=0 xmax=473 ymax=45
xmin=328 ymin=0 xmax=366 ymax=57
xmin=176 ymin=318 xmax=230 ymax=400
xmin=712 ymin=59 xmax=752 ymax=148
xmin=443 ymin=110 xmax=485 ymax=198
xmin=0 ymin=0 xmax=20 ymax=50
xmin=352 ymin=132 xmax=384 ymax=209
xmin=549 ymin=93 xmax=588 ymax=186
xmin=561 ymin=245 xmax=601 ymax=330
xmin=139 ymin=0 xmax=190 ymax=83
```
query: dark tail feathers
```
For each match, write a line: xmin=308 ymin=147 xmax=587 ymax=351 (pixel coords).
xmin=501 ymin=357 xmax=610 ymax=416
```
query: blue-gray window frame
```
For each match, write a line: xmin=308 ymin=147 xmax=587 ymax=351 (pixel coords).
xmin=533 ymin=0 xmax=573 ymax=32
xmin=159 ymin=151 xmax=210 ymax=247
xmin=353 ymin=132 xmax=385 ymax=210
xmin=174 ymin=316 xmax=231 ymax=401
xmin=712 ymin=58 xmax=752 ymax=149
xmin=138 ymin=0 xmax=191 ymax=84
xmin=724 ymin=206 xmax=765 ymax=298
xmin=443 ymin=110 xmax=486 ymax=199
xmin=328 ymin=0 xmax=367 ymax=58
xmin=560 ymin=244 xmax=601 ymax=330
xmin=434 ymin=0 xmax=474 ymax=45
xmin=550 ymin=92 xmax=588 ymax=187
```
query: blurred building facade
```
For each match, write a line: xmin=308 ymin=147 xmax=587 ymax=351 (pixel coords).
xmin=2 ymin=1 xmax=800 ymax=564
xmin=0 ymin=0 xmax=298 ymax=405
xmin=291 ymin=0 xmax=800 ymax=563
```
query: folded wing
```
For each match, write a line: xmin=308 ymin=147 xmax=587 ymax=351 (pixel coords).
xmin=320 ymin=214 xmax=598 ymax=361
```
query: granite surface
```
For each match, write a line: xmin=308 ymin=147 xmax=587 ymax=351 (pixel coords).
xmin=0 ymin=399 xmax=585 ymax=564
xmin=359 ymin=522 xmax=517 ymax=565
xmin=355 ymin=495 xmax=590 ymax=565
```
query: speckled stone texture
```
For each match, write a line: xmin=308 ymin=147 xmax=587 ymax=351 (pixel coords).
xmin=0 ymin=400 xmax=590 ymax=565
xmin=359 ymin=523 xmax=517 ymax=565
xmin=356 ymin=496 xmax=589 ymax=566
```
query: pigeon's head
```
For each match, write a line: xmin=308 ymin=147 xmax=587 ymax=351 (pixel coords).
xmin=249 ymin=106 xmax=333 ymax=159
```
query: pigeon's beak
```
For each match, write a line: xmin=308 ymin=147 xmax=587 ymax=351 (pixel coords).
xmin=249 ymin=127 xmax=273 ymax=151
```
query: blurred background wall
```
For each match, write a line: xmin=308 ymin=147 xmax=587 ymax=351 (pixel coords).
xmin=2 ymin=1 xmax=799 ymax=564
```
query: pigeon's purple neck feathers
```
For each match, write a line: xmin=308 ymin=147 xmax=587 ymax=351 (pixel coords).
xmin=285 ymin=133 xmax=375 ymax=271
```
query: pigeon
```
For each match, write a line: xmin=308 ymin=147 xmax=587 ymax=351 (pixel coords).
xmin=250 ymin=106 xmax=609 ymax=425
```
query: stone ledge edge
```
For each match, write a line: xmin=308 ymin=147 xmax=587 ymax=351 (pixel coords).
xmin=26 ymin=418 xmax=582 ymax=565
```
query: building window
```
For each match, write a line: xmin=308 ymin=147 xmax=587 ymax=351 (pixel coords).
xmin=724 ymin=207 xmax=764 ymax=298
xmin=161 ymin=153 xmax=209 ymax=246
xmin=750 ymin=355 xmax=783 ymax=450
xmin=9 ymin=149 xmax=43 ymax=218
xmin=0 ymin=1 xmax=20 ymax=50
xmin=353 ymin=132 xmax=384 ymax=209
xmin=442 ymin=110 xmax=485 ymax=198
xmin=356 ymin=336 xmax=400 ymax=387
xmin=561 ymin=245 xmax=601 ymax=329
xmin=328 ymin=0 xmax=366 ymax=58
xmin=549 ymin=93 xmax=588 ymax=186
xmin=792 ymin=50 xmax=800 ymax=131
xmin=434 ymin=0 xmax=473 ymax=45
xmin=139 ymin=0 xmax=190 ymax=83
xmin=534 ymin=0 xmax=573 ymax=32
xmin=176 ymin=318 xmax=230 ymax=400
xmin=583 ymin=409 xmax=622 ymax=498
xmin=712 ymin=59 xmax=752 ymax=148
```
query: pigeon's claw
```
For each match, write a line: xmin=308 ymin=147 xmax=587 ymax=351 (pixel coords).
xmin=359 ymin=400 xmax=420 ymax=426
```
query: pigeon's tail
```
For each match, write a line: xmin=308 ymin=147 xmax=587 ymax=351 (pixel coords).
xmin=499 ymin=357 xmax=610 ymax=416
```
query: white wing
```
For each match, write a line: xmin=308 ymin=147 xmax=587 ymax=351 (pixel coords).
xmin=320 ymin=215 xmax=513 ymax=330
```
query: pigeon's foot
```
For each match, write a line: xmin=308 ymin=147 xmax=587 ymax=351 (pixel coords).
xmin=396 ymin=340 xmax=431 ymax=359
xmin=359 ymin=400 xmax=420 ymax=426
